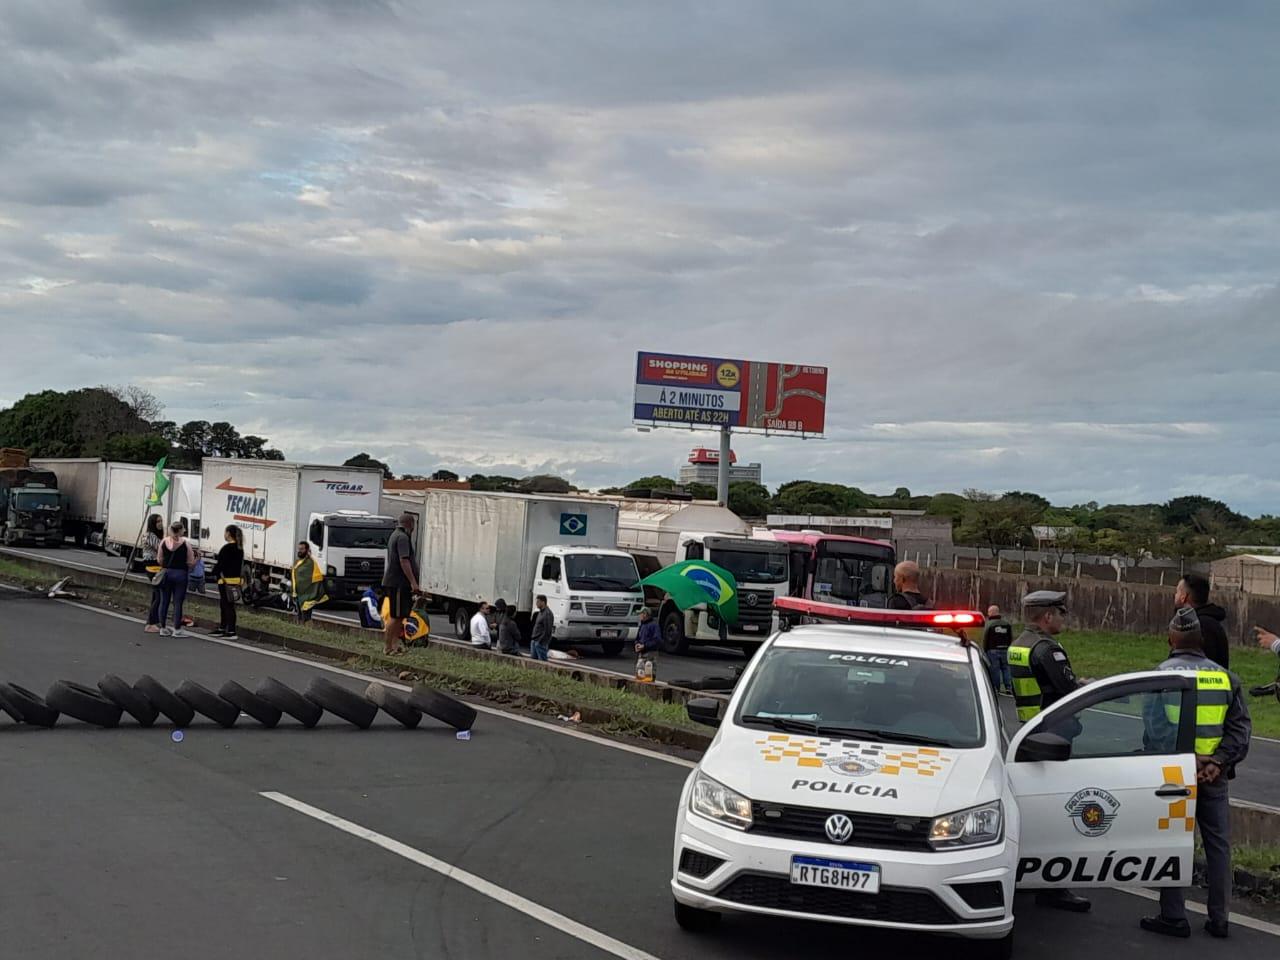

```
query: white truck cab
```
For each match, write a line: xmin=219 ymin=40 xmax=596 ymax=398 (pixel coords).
xmin=532 ymin=545 xmax=646 ymax=649
xmin=303 ymin=510 xmax=395 ymax=600
xmin=672 ymin=598 xmax=1201 ymax=957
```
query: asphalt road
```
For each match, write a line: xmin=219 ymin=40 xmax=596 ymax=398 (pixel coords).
xmin=3 ymin=598 xmax=1279 ymax=959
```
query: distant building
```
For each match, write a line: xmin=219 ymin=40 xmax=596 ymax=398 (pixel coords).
xmin=678 ymin=447 xmax=762 ymax=487
xmin=1210 ymin=553 xmax=1280 ymax=596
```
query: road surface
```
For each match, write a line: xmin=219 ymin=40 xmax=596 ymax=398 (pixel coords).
xmin=3 ymin=598 xmax=1278 ymax=959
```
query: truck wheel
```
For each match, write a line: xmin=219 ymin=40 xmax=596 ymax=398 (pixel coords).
xmin=453 ymin=605 xmax=472 ymax=640
xmin=600 ymin=641 xmax=625 ymax=657
xmin=1 ymin=683 xmax=59 ymax=727
xmin=256 ymin=677 xmax=323 ymax=728
xmin=99 ymin=675 xmax=160 ymax=727
xmin=135 ymin=675 xmax=196 ymax=727
xmin=409 ymin=684 xmax=477 ymax=731
xmin=305 ymin=677 xmax=378 ymax=729
xmin=219 ymin=681 xmax=282 ymax=728
xmin=661 ymin=611 xmax=689 ymax=655
xmin=174 ymin=680 xmax=240 ymax=728
xmin=46 ymin=680 xmax=123 ymax=728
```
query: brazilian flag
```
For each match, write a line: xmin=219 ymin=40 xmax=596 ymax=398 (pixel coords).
xmin=638 ymin=560 xmax=738 ymax=625
xmin=147 ymin=457 xmax=170 ymax=507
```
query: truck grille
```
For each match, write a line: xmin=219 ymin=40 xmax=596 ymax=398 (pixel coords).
xmin=736 ymin=590 xmax=774 ymax=625
xmin=715 ymin=874 xmax=966 ymax=925
xmin=343 ymin=557 xmax=385 ymax=583
xmin=748 ymin=801 xmax=932 ymax=851
xmin=584 ymin=602 xmax=632 ymax=618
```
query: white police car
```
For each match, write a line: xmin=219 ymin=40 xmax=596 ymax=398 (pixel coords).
xmin=672 ymin=598 xmax=1206 ymax=957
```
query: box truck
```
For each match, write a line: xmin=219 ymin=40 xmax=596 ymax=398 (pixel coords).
xmin=200 ymin=458 xmax=393 ymax=601
xmin=384 ymin=490 xmax=645 ymax=655
xmin=614 ymin=499 xmax=791 ymax=655
xmin=30 ymin=457 xmax=110 ymax=547
xmin=104 ymin=463 xmax=203 ymax=565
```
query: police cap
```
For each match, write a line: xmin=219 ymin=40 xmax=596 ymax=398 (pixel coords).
xmin=1022 ymin=589 xmax=1068 ymax=610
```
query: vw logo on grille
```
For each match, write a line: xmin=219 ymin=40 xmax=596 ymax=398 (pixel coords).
xmin=746 ymin=593 xmax=758 ymax=607
xmin=824 ymin=813 xmax=854 ymax=844
xmin=360 ymin=560 xmax=371 ymax=571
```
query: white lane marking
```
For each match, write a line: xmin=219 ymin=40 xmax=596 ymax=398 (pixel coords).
xmin=53 ymin=597 xmax=698 ymax=770
xmin=262 ymin=792 xmax=667 ymax=960
xmin=1118 ymin=888 xmax=1280 ymax=938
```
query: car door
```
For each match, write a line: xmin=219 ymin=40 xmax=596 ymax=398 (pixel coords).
xmin=1007 ymin=672 xmax=1198 ymax=890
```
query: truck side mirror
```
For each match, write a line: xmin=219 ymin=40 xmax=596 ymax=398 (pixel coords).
xmin=686 ymin=697 xmax=722 ymax=728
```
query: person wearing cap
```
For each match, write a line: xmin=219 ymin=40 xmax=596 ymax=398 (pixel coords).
xmin=1008 ymin=589 xmax=1091 ymax=914
xmin=1140 ymin=607 xmax=1251 ymax=940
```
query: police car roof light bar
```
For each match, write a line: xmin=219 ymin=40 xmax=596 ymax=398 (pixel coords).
xmin=773 ymin=596 xmax=985 ymax=634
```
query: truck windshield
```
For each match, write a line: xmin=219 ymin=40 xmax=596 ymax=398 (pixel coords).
xmin=709 ymin=548 xmax=788 ymax=584
xmin=814 ymin=544 xmax=895 ymax=606
xmin=566 ymin=554 xmax=641 ymax=591
xmin=327 ymin=526 xmax=392 ymax=549
xmin=738 ymin=646 xmax=984 ymax=748
xmin=15 ymin=492 xmax=60 ymax=510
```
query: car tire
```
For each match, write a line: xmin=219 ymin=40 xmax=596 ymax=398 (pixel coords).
xmin=408 ymin=684 xmax=477 ymax=731
xmin=305 ymin=677 xmax=378 ymax=729
xmin=135 ymin=675 xmax=196 ymax=727
xmin=46 ymin=680 xmax=123 ymax=728
xmin=174 ymin=680 xmax=239 ymax=728
xmin=660 ymin=611 xmax=689 ymax=655
xmin=989 ymin=929 xmax=1014 ymax=960
xmin=1 ymin=683 xmax=59 ymax=726
xmin=599 ymin=640 xmax=625 ymax=657
xmin=0 ymin=683 xmax=26 ymax=723
xmin=673 ymin=900 xmax=720 ymax=932
xmin=256 ymin=677 xmax=323 ymax=728
xmin=98 ymin=675 xmax=160 ymax=727
xmin=218 ymin=681 xmax=282 ymax=728
xmin=365 ymin=682 xmax=423 ymax=729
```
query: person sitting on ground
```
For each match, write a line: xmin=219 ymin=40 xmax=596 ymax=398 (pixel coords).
xmin=359 ymin=586 xmax=383 ymax=629
xmin=887 ymin=560 xmax=930 ymax=610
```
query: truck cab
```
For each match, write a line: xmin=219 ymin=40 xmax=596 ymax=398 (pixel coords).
xmin=0 ymin=481 xmax=65 ymax=547
xmin=304 ymin=510 xmax=396 ymax=601
xmin=531 ymin=545 xmax=646 ymax=654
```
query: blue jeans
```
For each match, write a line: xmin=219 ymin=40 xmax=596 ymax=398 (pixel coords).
xmin=158 ymin=569 xmax=189 ymax=629
xmin=987 ymin=648 xmax=1012 ymax=692
xmin=531 ymin=641 xmax=549 ymax=661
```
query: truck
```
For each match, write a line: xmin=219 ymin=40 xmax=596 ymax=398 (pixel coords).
xmin=104 ymin=463 xmax=203 ymax=565
xmin=29 ymin=457 xmax=111 ymax=547
xmin=199 ymin=458 xmax=394 ymax=602
xmin=383 ymin=490 xmax=645 ymax=655
xmin=614 ymin=499 xmax=791 ymax=655
xmin=752 ymin=529 xmax=897 ymax=607
xmin=0 ymin=449 xmax=65 ymax=547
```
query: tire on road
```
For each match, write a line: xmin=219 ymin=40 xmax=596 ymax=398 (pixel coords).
xmin=1 ymin=683 xmax=59 ymax=727
xmin=174 ymin=680 xmax=239 ymax=728
xmin=305 ymin=677 xmax=378 ymax=729
xmin=99 ymin=674 xmax=160 ymax=727
xmin=599 ymin=640 xmax=625 ymax=657
xmin=0 ymin=683 xmax=26 ymax=723
xmin=135 ymin=675 xmax=196 ymax=728
xmin=46 ymin=680 xmax=123 ymax=728
xmin=365 ymin=682 xmax=422 ymax=729
xmin=218 ymin=680 xmax=282 ymax=728
xmin=256 ymin=677 xmax=323 ymax=728
xmin=408 ymin=684 xmax=477 ymax=731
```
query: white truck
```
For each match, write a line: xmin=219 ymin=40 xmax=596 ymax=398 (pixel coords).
xmin=104 ymin=463 xmax=203 ymax=565
xmin=615 ymin=499 xmax=791 ymax=655
xmin=383 ymin=490 xmax=645 ymax=655
xmin=30 ymin=457 xmax=111 ymax=547
xmin=200 ymin=458 xmax=394 ymax=602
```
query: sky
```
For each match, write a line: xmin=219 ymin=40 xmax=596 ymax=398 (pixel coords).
xmin=2 ymin=1 xmax=1278 ymax=513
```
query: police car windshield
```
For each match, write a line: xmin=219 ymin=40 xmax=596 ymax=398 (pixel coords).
xmin=736 ymin=646 xmax=984 ymax=749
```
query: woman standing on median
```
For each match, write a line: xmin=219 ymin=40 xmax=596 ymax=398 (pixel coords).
xmin=211 ymin=525 xmax=245 ymax=639
xmin=157 ymin=521 xmax=196 ymax=637
xmin=142 ymin=513 xmax=165 ymax=634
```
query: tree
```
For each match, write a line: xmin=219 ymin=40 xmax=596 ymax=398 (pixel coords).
xmin=926 ymin=492 xmax=968 ymax=524
xmin=957 ymin=489 xmax=1042 ymax=553
xmin=344 ymin=452 xmax=393 ymax=479
xmin=0 ymin=387 xmax=153 ymax=458
xmin=1162 ymin=495 xmax=1245 ymax=532
xmin=431 ymin=469 xmax=460 ymax=482
xmin=772 ymin=481 xmax=873 ymax=516
xmin=729 ymin=482 xmax=771 ymax=518
xmin=102 ymin=384 xmax=164 ymax=423
xmin=519 ymin=474 xmax=573 ymax=494
xmin=685 ymin=482 xmax=718 ymax=501
xmin=468 ymin=474 xmax=521 ymax=492
xmin=624 ymin=475 xmax=677 ymax=492
xmin=103 ymin=433 xmax=171 ymax=464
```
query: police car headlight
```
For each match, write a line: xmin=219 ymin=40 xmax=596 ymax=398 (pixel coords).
xmin=929 ymin=800 xmax=1002 ymax=849
xmin=690 ymin=771 xmax=753 ymax=830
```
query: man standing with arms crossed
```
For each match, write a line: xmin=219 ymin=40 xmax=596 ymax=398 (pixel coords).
xmin=382 ymin=512 xmax=421 ymax=656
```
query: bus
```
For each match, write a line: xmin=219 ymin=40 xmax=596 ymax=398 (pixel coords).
xmin=754 ymin=529 xmax=896 ymax=608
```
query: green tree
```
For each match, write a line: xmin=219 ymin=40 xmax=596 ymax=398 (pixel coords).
xmin=468 ymin=474 xmax=522 ymax=492
xmin=685 ymin=482 xmax=718 ymax=500
xmin=344 ymin=452 xmax=394 ymax=479
xmin=957 ymin=489 xmax=1042 ymax=553
xmin=624 ymin=475 xmax=677 ymax=492
xmin=772 ymin=481 xmax=872 ymax=516
xmin=728 ymin=482 xmax=771 ymax=518
xmin=519 ymin=474 xmax=573 ymax=494
xmin=0 ymin=387 xmax=152 ymax=457
xmin=1162 ymin=495 xmax=1245 ymax=532
xmin=102 ymin=433 xmax=171 ymax=464
xmin=926 ymin=492 xmax=968 ymax=524
xmin=431 ymin=469 xmax=460 ymax=482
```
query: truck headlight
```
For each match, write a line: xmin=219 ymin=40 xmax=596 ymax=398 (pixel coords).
xmin=326 ymin=565 xmax=337 ymax=576
xmin=690 ymin=771 xmax=753 ymax=830
xmin=929 ymin=801 xmax=1002 ymax=849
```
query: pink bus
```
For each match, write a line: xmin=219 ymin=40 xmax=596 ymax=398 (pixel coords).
xmin=754 ymin=529 xmax=896 ymax=608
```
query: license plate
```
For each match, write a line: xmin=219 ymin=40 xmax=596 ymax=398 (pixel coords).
xmin=599 ymin=629 xmax=623 ymax=638
xmin=790 ymin=856 xmax=880 ymax=894
xmin=741 ymin=624 xmax=760 ymax=633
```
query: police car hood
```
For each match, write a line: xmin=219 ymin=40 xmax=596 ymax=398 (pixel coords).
xmin=705 ymin=725 xmax=1000 ymax=818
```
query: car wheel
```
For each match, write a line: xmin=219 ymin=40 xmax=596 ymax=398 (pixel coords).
xmin=219 ymin=680 xmax=282 ymax=728
xmin=174 ymin=680 xmax=240 ymax=728
xmin=673 ymin=900 xmax=720 ymax=932
xmin=1 ymin=682 xmax=59 ymax=727
xmin=661 ymin=612 xmax=689 ymax=655
xmin=988 ymin=929 xmax=1014 ymax=960
xmin=135 ymin=675 xmax=196 ymax=727
xmin=305 ymin=677 xmax=378 ymax=729
xmin=256 ymin=677 xmax=323 ymax=728
xmin=600 ymin=640 xmax=625 ymax=657
xmin=453 ymin=605 xmax=471 ymax=640
xmin=365 ymin=682 xmax=423 ymax=729
xmin=46 ymin=680 xmax=123 ymax=728
xmin=99 ymin=674 xmax=160 ymax=727
xmin=408 ymin=684 xmax=477 ymax=731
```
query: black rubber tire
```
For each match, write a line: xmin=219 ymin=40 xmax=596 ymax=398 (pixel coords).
xmin=599 ymin=640 xmax=625 ymax=657
xmin=305 ymin=677 xmax=378 ymax=729
xmin=174 ymin=680 xmax=239 ymax=728
xmin=0 ymin=683 xmax=25 ymax=723
xmin=453 ymin=604 xmax=472 ymax=640
xmin=673 ymin=900 xmax=720 ymax=932
xmin=661 ymin=611 xmax=689 ymax=655
xmin=46 ymin=680 xmax=123 ymax=728
xmin=135 ymin=675 xmax=196 ymax=727
xmin=218 ymin=680 xmax=282 ymax=728
xmin=408 ymin=684 xmax=477 ymax=731
xmin=365 ymin=682 xmax=422 ymax=729
xmin=98 ymin=675 xmax=160 ymax=727
xmin=256 ymin=677 xmax=323 ymax=728
xmin=2 ymin=683 xmax=59 ymax=727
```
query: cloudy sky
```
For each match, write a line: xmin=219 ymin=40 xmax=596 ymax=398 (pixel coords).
xmin=2 ymin=1 xmax=1277 ymax=512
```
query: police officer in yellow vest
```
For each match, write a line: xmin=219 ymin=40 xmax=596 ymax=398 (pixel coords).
xmin=1140 ymin=607 xmax=1251 ymax=940
xmin=1008 ymin=589 xmax=1091 ymax=913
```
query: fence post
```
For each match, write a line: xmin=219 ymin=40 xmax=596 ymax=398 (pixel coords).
xmin=1021 ymin=552 xmax=1026 ymax=575
xmin=1053 ymin=559 xmax=1060 ymax=577
xmin=997 ymin=555 xmax=1002 ymax=574
xmin=952 ymin=553 xmax=958 ymax=569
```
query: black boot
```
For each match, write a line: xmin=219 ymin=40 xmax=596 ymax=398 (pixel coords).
xmin=1035 ymin=890 xmax=1091 ymax=913
xmin=1204 ymin=919 xmax=1229 ymax=939
xmin=1140 ymin=915 xmax=1191 ymax=938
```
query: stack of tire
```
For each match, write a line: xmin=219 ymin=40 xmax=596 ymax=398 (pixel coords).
xmin=0 ymin=676 xmax=475 ymax=732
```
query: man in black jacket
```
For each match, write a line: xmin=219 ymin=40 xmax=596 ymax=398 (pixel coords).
xmin=887 ymin=560 xmax=930 ymax=610
xmin=1175 ymin=572 xmax=1230 ymax=668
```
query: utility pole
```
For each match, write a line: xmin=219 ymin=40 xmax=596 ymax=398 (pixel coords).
xmin=717 ymin=425 xmax=731 ymax=506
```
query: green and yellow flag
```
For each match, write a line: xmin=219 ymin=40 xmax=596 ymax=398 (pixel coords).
xmin=638 ymin=559 xmax=739 ymax=625
xmin=147 ymin=457 xmax=170 ymax=507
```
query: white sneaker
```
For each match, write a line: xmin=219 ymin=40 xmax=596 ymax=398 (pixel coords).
xmin=223 ymin=632 xmax=238 ymax=640
xmin=172 ymin=628 xmax=189 ymax=638
xmin=159 ymin=626 xmax=174 ymax=637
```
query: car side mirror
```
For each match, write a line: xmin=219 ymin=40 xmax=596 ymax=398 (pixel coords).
xmin=1015 ymin=730 xmax=1071 ymax=763
xmin=686 ymin=697 xmax=722 ymax=728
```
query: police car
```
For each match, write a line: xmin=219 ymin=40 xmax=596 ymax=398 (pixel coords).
xmin=671 ymin=597 xmax=1207 ymax=957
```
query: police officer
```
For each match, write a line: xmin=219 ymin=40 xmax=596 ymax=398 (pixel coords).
xmin=1008 ymin=589 xmax=1091 ymax=913
xmin=1141 ymin=607 xmax=1251 ymax=940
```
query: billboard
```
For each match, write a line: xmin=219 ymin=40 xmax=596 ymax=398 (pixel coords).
xmin=633 ymin=352 xmax=827 ymax=435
